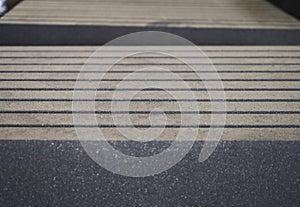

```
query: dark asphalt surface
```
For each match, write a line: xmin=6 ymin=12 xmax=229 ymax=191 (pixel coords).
xmin=0 ymin=140 xmax=299 ymax=206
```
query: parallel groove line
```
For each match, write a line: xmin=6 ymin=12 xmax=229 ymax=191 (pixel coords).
xmin=0 ymin=88 xmax=299 ymax=91
xmin=0 ymin=124 xmax=299 ymax=128
xmin=0 ymin=79 xmax=299 ymax=81
xmin=0 ymin=71 xmax=299 ymax=73
xmin=0 ymin=98 xmax=299 ymax=102
xmin=1 ymin=50 xmax=300 ymax=53
xmin=1 ymin=56 xmax=300 ymax=59
xmin=0 ymin=110 xmax=299 ymax=114
xmin=1 ymin=63 xmax=299 ymax=66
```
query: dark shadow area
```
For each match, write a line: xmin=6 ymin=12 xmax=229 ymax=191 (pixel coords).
xmin=0 ymin=0 xmax=22 ymax=17
xmin=268 ymin=0 xmax=300 ymax=20
xmin=1 ymin=23 xmax=300 ymax=45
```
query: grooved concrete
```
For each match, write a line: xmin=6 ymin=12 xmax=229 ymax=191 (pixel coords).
xmin=1 ymin=0 xmax=299 ymax=29
xmin=0 ymin=46 xmax=299 ymax=141
xmin=0 ymin=1 xmax=299 ymax=205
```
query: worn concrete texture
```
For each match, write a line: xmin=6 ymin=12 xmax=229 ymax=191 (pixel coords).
xmin=0 ymin=1 xmax=299 ymax=206
xmin=1 ymin=0 xmax=299 ymax=29
xmin=0 ymin=46 xmax=299 ymax=140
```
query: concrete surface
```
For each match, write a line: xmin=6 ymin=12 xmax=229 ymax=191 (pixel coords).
xmin=0 ymin=46 xmax=299 ymax=141
xmin=0 ymin=2 xmax=299 ymax=204
xmin=1 ymin=0 xmax=299 ymax=29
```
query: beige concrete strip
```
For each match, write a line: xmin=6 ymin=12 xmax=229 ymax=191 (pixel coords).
xmin=0 ymin=46 xmax=299 ymax=141
xmin=1 ymin=102 xmax=299 ymax=111
xmin=1 ymin=0 xmax=299 ymax=29
xmin=0 ymin=73 xmax=298 ymax=79
xmin=0 ymin=114 xmax=298 ymax=125
xmin=0 ymin=128 xmax=299 ymax=141
xmin=0 ymin=91 xmax=299 ymax=99
xmin=1 ymin=56 xmax=300 ymax=64
xmin=1 ymin=81 xmax=299 ymax=89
